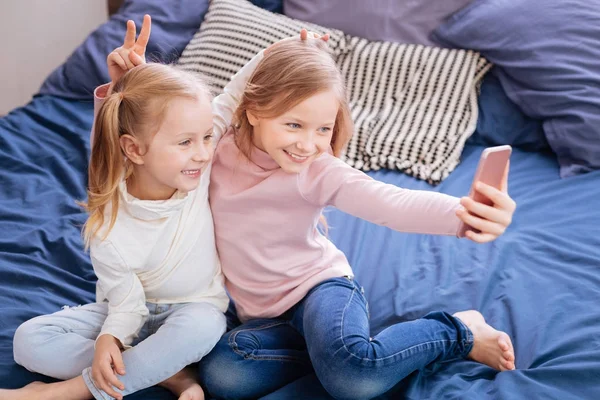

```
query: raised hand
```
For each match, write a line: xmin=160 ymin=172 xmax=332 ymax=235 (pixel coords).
xmin=265 ymin=28 xmax=330 ymax=55
xmin=300 ymin=28 xmax=330 ymax=42
xmin=107 ymin=14 xmax=152 ymax=84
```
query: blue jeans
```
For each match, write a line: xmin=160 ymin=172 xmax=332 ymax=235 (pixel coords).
xmin=199 ymin=277 xmax=473 ymax=400
xmin=13 ymin=301 xmax=226 ymax=400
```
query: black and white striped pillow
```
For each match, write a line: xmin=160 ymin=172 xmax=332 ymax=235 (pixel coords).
xmin=341 ymin=40 xmax=491 ymax=182
xmin=177 ymin=0 xmax=345 ymax=92
xmin=178 ymin=0 xmax=491 ymax=184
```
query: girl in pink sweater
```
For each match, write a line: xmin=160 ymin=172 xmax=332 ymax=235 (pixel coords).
xmin=200 ymin=38 xmax=517 ymax=399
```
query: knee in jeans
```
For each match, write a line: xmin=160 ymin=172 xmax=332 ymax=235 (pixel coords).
xmin=320 ymin=373 xmax=385 ymax=400
xmin=13 ymin=319 xmax=41 ymax=368
xmin=198 ymin=338 xmax=249 ymax=399
xmin=179 ymin=307 xmax=227 ymax=357
xmin=13 ymin=318 xmax=80 ymax=380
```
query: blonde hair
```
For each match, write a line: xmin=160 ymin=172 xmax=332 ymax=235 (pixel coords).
xmin=233 ymin=39 xmax=354 ymax=160
xmin=233 ymin=40 xmax=353 ymax=234
xmin=81 ymin=63 xmax=210 ymax=249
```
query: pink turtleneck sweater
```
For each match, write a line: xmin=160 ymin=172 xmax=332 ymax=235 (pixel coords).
xmin=210 ymin=131 xmax=464 ymax=322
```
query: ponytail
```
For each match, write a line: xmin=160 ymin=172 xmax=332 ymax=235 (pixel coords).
xmin=79 ymin=63 xmax=211 ymax=249
xmin=81 ymin=93 xmax=128 ymax=250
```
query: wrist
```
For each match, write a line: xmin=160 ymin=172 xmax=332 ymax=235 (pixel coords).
xmin=98 ymin=333 xmax=120 ymax=346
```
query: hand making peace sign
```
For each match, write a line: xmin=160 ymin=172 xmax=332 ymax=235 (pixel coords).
xmin=107 ymin=14 xmax=151 ymax=85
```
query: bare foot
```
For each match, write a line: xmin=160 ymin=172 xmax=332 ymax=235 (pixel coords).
xmin=160 ymin=368 xmax=205 ymax=400
xmin=0 ymin=382 xmax=51 ymax=400
xmin=177 ymin=384 xmax=205 ymax=400
xmin=454 ymin=310 xmax=516 ymax=371
xmin=0 ymin=376 xmax=92 ymax=400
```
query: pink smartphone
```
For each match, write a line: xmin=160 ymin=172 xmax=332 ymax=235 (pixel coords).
xmin=457 ymin=145 xmax=512 ymax=237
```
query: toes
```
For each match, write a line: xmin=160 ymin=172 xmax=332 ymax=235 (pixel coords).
xmin=503 ymin=359 xmax=515 ymax=370
xmin=498 ymin=331 xmax=514 ymax=348
xmin=499 ymin=356 xmax=515 ymax=370
xmin=503 ymin=350 xmax=514 ymax=361
xmin=498 ymin=338 xmax=509 ymax=352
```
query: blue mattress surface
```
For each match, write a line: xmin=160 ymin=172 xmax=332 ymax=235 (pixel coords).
xmin=327 ymin=146 xmax=600 ymax=399
xmin=1 ymin=95 xmax=599 ymax=399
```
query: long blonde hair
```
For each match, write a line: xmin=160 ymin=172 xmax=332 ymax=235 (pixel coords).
xmin=81 ymin=63 xmax=210 ymax=249
xmin=233 ymin=39 xmax=354 ymax=160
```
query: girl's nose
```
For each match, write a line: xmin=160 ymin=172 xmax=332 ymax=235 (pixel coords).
xmin=296 ymin=133 xmax=316 ymax=153
xmin=194 ymin=142 xmax=212 ymax=162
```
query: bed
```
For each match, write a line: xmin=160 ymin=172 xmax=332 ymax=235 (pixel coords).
xmin=1 ymin=0 xmax=599 ymax=399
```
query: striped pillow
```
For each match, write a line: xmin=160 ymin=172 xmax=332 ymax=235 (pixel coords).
xmin=178 ymin=0 xmax=491 ymax=184
xmin=177 ymin=0 xmax=344 ymax=92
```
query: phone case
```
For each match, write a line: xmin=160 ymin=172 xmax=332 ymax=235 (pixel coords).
xmin=457 ymin=145 xmax=512 ymax=237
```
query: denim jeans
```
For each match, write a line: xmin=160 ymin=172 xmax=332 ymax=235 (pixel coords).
xmin=199 ymin=277 xmax=473 ymax=400
xmin=13 ymin=301 xmax=226 ymax=400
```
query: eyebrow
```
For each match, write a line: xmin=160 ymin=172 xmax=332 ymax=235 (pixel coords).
xmin=285 ymin=116 xmax=336 ymax=125
xmin=176 ymin=127 xmax=214 ymax=137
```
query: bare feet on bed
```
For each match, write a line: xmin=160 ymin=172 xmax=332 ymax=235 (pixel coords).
xmin=454 ymin=310 xmax=516 ymax=371
xmin=159 ymin=368 xmax=205 ymax=400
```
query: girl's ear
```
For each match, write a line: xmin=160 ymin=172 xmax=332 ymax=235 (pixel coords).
xmin=120 ymin=134 xmax=145 ymax=165
xmin=246 ymin=110 xmax=260 ymax=127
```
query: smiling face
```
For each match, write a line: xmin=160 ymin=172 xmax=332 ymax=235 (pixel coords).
xmin=248 ymin=90 xmax=340 ymax=174
xmin=123 ymin=94 xmax=214 ymax=200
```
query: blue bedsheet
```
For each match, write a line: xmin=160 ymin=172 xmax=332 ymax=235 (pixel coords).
xmin=1 ymin=94 xmax=599 ymax=399
xmin=328 ymin=147 xmax=600 ymax=399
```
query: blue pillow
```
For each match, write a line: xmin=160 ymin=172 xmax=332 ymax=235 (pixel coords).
xmin=250 ymin=0 xmax=283 ymax=13
xmin=433 ymin=0 xmax=600 ymax=178
xmin=468 ymin=70 xmax=548 ymax=151
xmin=39 ymin=0 xmax=210 ymax=100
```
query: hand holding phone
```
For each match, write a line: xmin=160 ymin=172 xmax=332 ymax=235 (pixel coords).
xmin=457 ymin=145 xmax=515 ymax=241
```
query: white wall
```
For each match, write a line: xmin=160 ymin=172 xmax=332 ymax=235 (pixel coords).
xmin=0 ymin=0 xmax=108 ymax=115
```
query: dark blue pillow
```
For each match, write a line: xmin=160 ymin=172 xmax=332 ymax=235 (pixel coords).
xmin=433 ymin=0 xmax=600 ymax=178
xmin=39 ymin=0 xmax=210 ymax=100
xmin=250 ymin=0 xmax=283 ymax=13
xmin=468 ymin=70 xmax=548 ymax=152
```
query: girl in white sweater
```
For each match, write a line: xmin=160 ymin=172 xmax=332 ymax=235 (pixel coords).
xmin=4 ymin=16 xmax=263 ymax=400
